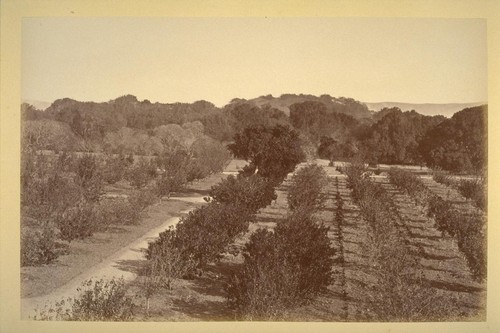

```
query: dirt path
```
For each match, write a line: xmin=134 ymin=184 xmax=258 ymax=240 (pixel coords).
xmin=21 ymin=197 xmax=203 ymax=319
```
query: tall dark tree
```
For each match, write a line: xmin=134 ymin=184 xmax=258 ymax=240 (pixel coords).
xmin=228 ymin=125 xmax=305 ymax=182
xmin=418 ymin=105 xmax=486 ymax=174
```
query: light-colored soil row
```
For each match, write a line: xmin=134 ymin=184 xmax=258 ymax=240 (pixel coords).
xmin=373 ymin=176 xmax=486 ymax=320
xmin=332 ymin=175 xmax=377 ymax=321
xmin=420 ymin=176 xmax=484 ymax=214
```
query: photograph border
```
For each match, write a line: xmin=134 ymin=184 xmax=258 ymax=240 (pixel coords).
xmin=1 ymin=0 xmax=499 ymax=332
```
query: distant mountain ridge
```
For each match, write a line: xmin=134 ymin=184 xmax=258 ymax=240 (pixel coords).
xmin=22 ymin=99 xmax=52 ymax=111
xmin=365 ymin=102 xmax=484 ymax=118
xmin=23 ymin=96 xmax=484 ymax=119
xmin=232 ymin=94 xmax=373 ymax=119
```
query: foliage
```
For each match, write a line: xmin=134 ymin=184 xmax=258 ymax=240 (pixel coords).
xmin=56 ymin=200 xmax=100 ymax=242
xmin=147 ymin=202 xmax=252 ymax=278
xmin=228 ymin=125 xmax=305 ymax=182
xmin=418 ymin=106 xmax=486 ymax=173
xmin=388 ymin=168 xmax=486 ymax=281
xmin=187 ymin=137 xmax=231 ymax=180
xmin=33 ymin=278 xmax=134 ymax=321
xmin=74 ymin=154 xmax=104 ymax=202
xmin=387 ymin=168 xmax=428 ymax=205
xmin=128 ymin=189 xmax=159 ymax=211
xmin=226 ymin=213 xmax=334 ymax=320
xmin=174 ymin=203 xmax=251 ymax=267
xmin=101 ymin=154 xmax=131 ymax=184
xmin=97 ymin=198 xmax=141 ymax=227
xmin=126 ymin=157 xmax=157 ymax=189
xmin=21 ymin=119 xmax=81 ymax=151
xmin=145 ymin=227 xmax=199 ymax=280
xmin=346 ymin=173 xmax=460 ymax=320
xmin=343 ymin=159 xmax=370 ymax=202
xmin=432 ymin=171 xmax=456 ymax=188
xmin=21 ymin=225 xmax=58 ymax=266
xmin=287 ymin=164 xmax=328 ymax=213
xmin=209 ymin=174 xmax=277 ymax=214
xmin=427 ymin=195 xmax=486 ymax=280
xmin=456 ymin=178 xmax=486 ymax=211
xmin=289 ymin=101 xmax=360 ymax=145
xmin=361 ymin=108 xmax=444 ymax=165
xmin=224 ymin=102 xmax=290 ymax=135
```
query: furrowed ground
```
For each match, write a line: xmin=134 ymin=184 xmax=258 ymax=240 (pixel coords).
xmin=121 ymin=161 xmax=485 ymax=321
xmin=25 ymin=161 xmax=486 ymax=321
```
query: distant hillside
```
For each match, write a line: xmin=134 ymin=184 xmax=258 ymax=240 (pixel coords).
xmin=22 ymin=99 xmax=52 ymax=111
xmin=365 ymin=102 xmax=484 ymax=118
xmin=232 ymin=94 xmax=373 ymax=119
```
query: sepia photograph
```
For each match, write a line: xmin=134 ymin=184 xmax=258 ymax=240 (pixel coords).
xmin=1 ymin=1 xmax=499 ymax=332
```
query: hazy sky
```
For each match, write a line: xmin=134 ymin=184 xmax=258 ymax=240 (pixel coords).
xmin=22 ymin=17 xmax=487 ymax=106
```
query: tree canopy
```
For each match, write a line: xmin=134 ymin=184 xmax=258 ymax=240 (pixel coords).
xmin=228 ymin=125 xmax=305 ymax=182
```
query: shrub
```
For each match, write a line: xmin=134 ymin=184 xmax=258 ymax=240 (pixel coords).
xmin=146 ymin=227 xmax=198 ymax=280
xmin=287 ymin=164 xmax=328 ymax=213
xmin=147 ymin=202 xmax=252 ymax=278
xmin=226 ymin=213 xmax=334 ymax=320
xmin=33 ymin=278 xmax=134 ymax=321
xmin=101 ymin=154 xmax=129 ymax=184
xmin=155 ymin=169 xmax=188 ymax=197
xmin=128 ymin=189 xmax=158 ymax=211
xmin=127 ymin=157 xmax=157 ymax=189
xmin=388 ymin=168 xmax=426 ymax=196
xmin=457 ymin=178 xmax=486 ymax=211
xmin=74 ymin=154 xmax=104 ymax=202
xmin=209 ymin=174 xmax=277 ymax=213
xmin=343 ymin=159 xmax=370 ymax=202
xmin=427 ymin=196 xmax=486 ymax=280
xmin=432 ymin=171 xmax=455 ymax=188
xmin=56 ymin=201 xmax=100 ymax=242
xmin=96 ymin=198 xmax=140 ymax=227
xmin=174 ymin=203 xmax=252 ymax=267
xmin=426 ymin=195 xmax=458 ymax=236
xmin=388 ymin=168 xmax=429 ymax=206
xmin=21 ymin=225 xmax=58 ymax=266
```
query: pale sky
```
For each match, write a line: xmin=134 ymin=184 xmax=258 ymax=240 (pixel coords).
xmin=22 ymin=17 xmax=487 ymax=107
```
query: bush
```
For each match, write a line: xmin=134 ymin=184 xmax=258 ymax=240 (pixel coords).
xmin=174 ymin=203 xmax=251 ymax=267
xmin=101 ymin=154 xmax=129 ymax=184
xmin=74 ymin=154 xmax=104 ymax=202
xmin=147 ymin=202 xmax=252 ymax=278
xmin=388 ymin=168 xmax=429 ymax=206
xmin=287 ymin=164 xmax=328 ymax=213
xmin=33 ymin=278 xmax=134 ymax=321
xmin=226 ymin=213 xmax=334 ymax=320
xmin=388 ymin=168 xmax=426 ymax=196
xmin=427 ymin=195 xmax=486 ymax=280
xmin=146 ymin=227 xmax=198 ymax=280
xmin=456 ymin=178 xmax=485 ymax=211
xmin=21 ymin=225 xmax=58 ymax=266
xmin=127 ymin=158 xmax=157 ymax=189
xmin=128 ymin=189 xmax=158 ymax=211
xmin=56 ymin=201 xmax=100 ymax=242
xmin=209 ymin=174 xmax=277 ymax=213
xmin=432 ymin=171 xmax=455 ymax=188
xmin=96 ymin=198 xmax=140 ymax=227
xmin=343 ymin=159 xmax=370 ymax=202
xmin=155 ymin=170 xmax=188 ymax=197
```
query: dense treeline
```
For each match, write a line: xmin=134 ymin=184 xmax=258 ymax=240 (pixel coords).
xmin=22 ymin=95 xmax=486 ymax=174
xmin=418 ymin=106 xmax=487 ymax=174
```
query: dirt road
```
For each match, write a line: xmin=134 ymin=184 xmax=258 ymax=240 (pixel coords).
xmin=21 ymin=199 xmax=201 ymax=319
